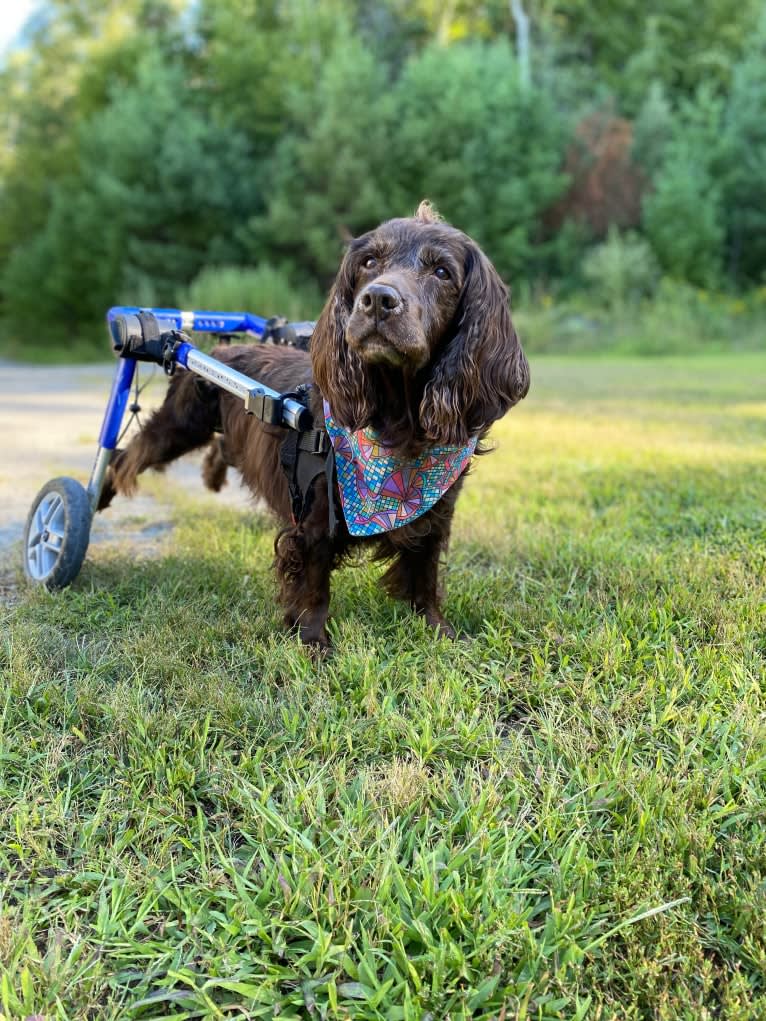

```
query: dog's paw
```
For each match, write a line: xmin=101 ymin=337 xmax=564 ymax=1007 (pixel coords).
xmin=285 ymin=612 xmax=333 ymax=655
xmin=423 ymin=610 xmax=457 ymax=641
xmin=96 ymin=476 xmax=116 ymax=511
xmin=300 ymin=627 xmax=332 ymax=653
xmin=109 ymin=448 xmax=141 ymax=498
xmin=201 ymin=439 xmax=229 ymax=492
xmin=96 ymin=449 xmax=124 ymax=511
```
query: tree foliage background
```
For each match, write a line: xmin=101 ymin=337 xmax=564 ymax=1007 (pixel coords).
xmin=0 ymin=0 xmax=764 ymax=348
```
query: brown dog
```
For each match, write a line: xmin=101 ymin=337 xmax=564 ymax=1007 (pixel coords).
xmin=99 ymin=204 xmax=529 ymax=647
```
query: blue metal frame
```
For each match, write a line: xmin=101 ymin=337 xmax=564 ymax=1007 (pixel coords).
xmin=99 ymin=304 xmax=272 ymax=450
xmin=98 ymin=357 xmax=136 ymax=450
xmin=100 ymin=303 xmax=290 ymax=448
xmin=103 ymin=302 xmax=305 ymax=434
xmin=88 ymin=305 xmax=307 ymax=511
xmin=106 ymin=305 xmax=268 ymax=337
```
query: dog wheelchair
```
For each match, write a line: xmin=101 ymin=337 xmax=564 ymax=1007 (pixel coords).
xmin=23 ymin=306 xmax=317 ymax=589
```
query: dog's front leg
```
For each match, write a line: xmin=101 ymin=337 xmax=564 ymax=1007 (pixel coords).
xmin=274 ymin=488 xmax=338 ymax=650
xmin=282 ymin=534 xmax=332 ymax=648
xmin=382 ymin=534 xmax=456 ymax=640
xmin=378 ymin=487 xmax=462 ymax=639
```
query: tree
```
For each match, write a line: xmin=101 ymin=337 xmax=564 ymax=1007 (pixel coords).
xmin=0 ymin=0 xmax=189 ymax=326
xmin=2 ymin=55 xmax=259 ymax=340
xmin=385 ymin=40 xmax=568 ymax=284
xmin=719 ymin=19 xmax=766 ymax=282
xmin=248 ymin=33 xmax=394 ymax=282
xmin=547 ymin=111 xmax=646 ymax=240
xmin=642 ymin=88 xmax=726 ymax=286
xmin=509 ymin=0 xmax=531 ymax=90
xmin=632 ymin=82 xmax=674 ymax=178
xmin=546 ymin=0 xmax=762 ymax=111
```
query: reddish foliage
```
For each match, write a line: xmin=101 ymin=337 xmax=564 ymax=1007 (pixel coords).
xmin=546 ymin=112 xmax=646 ymax=238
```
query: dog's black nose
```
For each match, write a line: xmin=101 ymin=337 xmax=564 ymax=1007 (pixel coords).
xmin=358 ymin=283 xmax=402 ymax=320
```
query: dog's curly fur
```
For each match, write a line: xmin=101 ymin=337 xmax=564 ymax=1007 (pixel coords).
xmin=98 ymin=204 xmax=529 ymax=647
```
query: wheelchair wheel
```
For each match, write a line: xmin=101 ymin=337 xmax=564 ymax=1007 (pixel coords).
xmin=24 ymin=477 xmax=92 ymax=590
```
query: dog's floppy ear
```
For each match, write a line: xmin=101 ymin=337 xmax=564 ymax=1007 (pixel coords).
xmin=419 ymin=243 xmax=529 ymax=446
xmin=310 ymin=249 xmax=374 ymax=430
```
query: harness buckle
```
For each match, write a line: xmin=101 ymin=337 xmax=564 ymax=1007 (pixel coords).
xmin=244 ymin=389 xmax=283 ymax=424
xmin=300 ymin=430 xmax=332 ymax=456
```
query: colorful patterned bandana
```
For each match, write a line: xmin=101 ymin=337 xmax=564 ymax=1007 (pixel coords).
xmin=324 ymin=400 xmax=477 ymax=536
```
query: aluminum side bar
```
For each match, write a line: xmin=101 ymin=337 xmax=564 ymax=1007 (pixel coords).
xmin=176 ymin=343 xmax=310 ymax=431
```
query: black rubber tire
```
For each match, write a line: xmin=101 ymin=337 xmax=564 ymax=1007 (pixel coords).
xmin=23 ymin=477 xmax=92 ymax=590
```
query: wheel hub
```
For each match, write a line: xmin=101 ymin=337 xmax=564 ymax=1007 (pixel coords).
xmin=26 ymin=493 xmax=66 ymax=580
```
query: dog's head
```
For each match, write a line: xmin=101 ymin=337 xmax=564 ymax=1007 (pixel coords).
xmin=311 ymin=202 xmax=529 ymax=447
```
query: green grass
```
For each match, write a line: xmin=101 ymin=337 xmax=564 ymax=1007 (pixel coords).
xmin=2 ymin=353 xmax=766 ymax=1020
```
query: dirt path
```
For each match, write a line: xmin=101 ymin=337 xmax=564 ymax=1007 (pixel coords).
xmin=0 ymin=359 xmax=253 ymax=603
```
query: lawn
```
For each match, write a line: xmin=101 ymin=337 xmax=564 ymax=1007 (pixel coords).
xmin=1 ymin=353 xmax=765 ymax=1020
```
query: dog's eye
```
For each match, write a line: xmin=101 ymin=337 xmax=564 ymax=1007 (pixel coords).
xmin=363 ymin=256 xmax=378 ymax=270
xmin=434 ymin=266 xmax=451 ymax=281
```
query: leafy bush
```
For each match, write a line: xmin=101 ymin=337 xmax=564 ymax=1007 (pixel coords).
xmin=582 ymin=227 xmax=659 ymax=311
xmin=637 ymin=278 xmax=766 ymax=353
xmin=515 ymin=278 xmax=766 ymax=356
xmin=643 ymin=155 xmax=724 ymax=287
xmin=179 ymin=264 xmax=324 ymax=322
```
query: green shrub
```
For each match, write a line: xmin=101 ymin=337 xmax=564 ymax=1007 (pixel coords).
xmin=582 ymin=227 xmax=659 ymax=312
xmin=179 ymin=264 xmax=324 ymax=322
xmin=643 ymin=154 xmax=725 ymax=287
xmin=633 ymin=278 xmax=765 ymax=355
xmin=515 ymin=280 xmax=766 ymax=356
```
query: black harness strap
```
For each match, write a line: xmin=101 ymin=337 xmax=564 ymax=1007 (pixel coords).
xmin=279 ymin=429 xmax=337 ymax=536
xmin=324 ymin=446 xmax=337 ymax=538
xmin=278 ymin=393 xmax=337 ymax=537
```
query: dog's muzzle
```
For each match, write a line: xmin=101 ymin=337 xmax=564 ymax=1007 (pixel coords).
xmin=347 ymin=283 xmax=428 ymax=368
